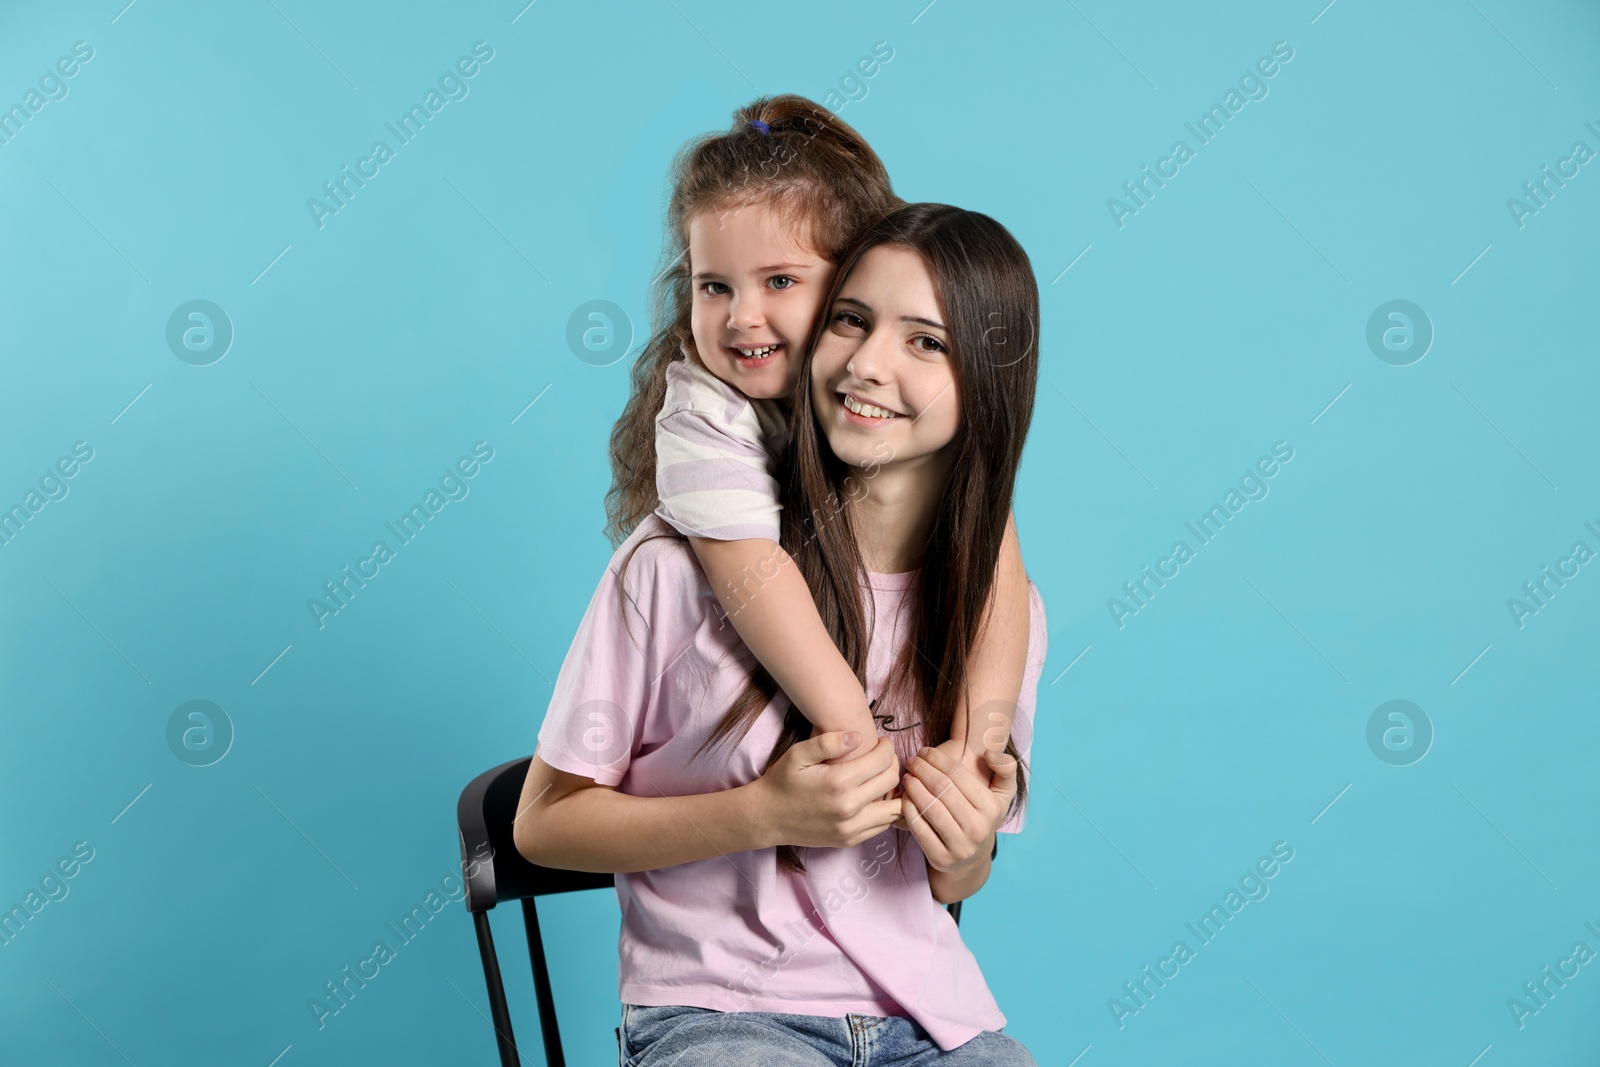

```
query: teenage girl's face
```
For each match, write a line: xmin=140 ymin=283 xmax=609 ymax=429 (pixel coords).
xmin=810 ymin=244 xmax=962 ymax=474
xmin=686 ymin=201 xmax=835 ymax=402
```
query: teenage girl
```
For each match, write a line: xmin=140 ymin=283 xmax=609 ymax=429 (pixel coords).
xmin=602 ymin=93 xmax=1032 ymax=804
xmin=516 ymin=199 xmax=1045 ymax=1063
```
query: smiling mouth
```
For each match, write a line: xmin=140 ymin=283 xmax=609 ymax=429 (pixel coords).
xmin=841 ymin=393 xmax=903 ymax=420
xmin=730 ymin=343 xmax=781 ymax=361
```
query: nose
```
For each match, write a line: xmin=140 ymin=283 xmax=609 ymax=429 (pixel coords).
xmin=727 ymin=291 xmax=765 ymax=332
xmin=846 ymin=328 xmax=892 ymax=384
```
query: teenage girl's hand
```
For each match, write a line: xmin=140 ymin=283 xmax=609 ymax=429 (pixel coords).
xmin=807 ymin=720 xmax=904 ymax=808
xmin=754 ymin=730 xmax=904 ymax=850
xmin=810 ymin=718 xmax=880 ymax=765
xmin=897 ymin=738 xmax=1018 ymax=873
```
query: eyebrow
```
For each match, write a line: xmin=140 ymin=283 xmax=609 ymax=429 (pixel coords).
xmin=691 ymin=262 xmax=819 ymax=280
xmin=835 ymin=295 xmax=946 ymax=332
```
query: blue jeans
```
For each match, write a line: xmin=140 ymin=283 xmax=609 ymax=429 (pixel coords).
xmin=616 ymin=1002 xmax=1037 ymax=1066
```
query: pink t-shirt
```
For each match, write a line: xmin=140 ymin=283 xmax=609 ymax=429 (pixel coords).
xmin=534 ymin=515 xmax=1048 ymax=1051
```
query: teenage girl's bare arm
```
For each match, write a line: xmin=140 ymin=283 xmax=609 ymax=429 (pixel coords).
xmin=512 ymin=731 xmax=901 ymax=873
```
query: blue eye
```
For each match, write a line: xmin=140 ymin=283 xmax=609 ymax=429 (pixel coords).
xmin=699 ymin=281 xmax=728 ymax=296
xmin=769 ymin=276 xmax=795 ymax=290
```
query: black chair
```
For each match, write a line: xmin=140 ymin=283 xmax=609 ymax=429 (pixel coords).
xmin=457 ymin=755 xmax=997 ymax=1067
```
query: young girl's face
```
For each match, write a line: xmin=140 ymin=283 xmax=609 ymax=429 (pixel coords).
xmin=810 ymin=244 xmax=961 ymax=475
xmin=686 ymin=200 xmax=835 ymax=402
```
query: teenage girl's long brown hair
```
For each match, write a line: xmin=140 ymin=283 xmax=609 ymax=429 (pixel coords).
xmin=654 ymin=203 xmax=1043 ymax=876
xmin=603 ymin=94 xmax=900 ymax=546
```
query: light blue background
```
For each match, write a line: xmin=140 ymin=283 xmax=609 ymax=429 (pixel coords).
xmin=3 ymin=0 xmax=1598 ymax=1064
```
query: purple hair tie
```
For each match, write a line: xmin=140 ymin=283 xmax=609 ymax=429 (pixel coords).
xmin=749 ymin=119 xmax=770 ymax=135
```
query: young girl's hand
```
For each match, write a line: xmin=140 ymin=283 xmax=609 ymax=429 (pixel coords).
xmin=896 ymin=738 xmax=1018 ymax=873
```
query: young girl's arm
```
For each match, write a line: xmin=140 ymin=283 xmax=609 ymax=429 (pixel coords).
xmin=655 ymin=356 xmax=877 ymax=767
xmin=692 ymin=535 xmax=880 ymax=765
xmin=905 ymin=512 xmax=1030 ymax=885
xmin=945 ymin=511 xmax=1030 ymax=788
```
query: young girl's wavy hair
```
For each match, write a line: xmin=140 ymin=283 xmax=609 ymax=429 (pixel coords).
xmin=603 ymin=94 xmax=900 ymax=546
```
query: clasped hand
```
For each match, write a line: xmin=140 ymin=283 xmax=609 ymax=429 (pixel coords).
xmin=889 ymin=736 xmax=1016 ymax=874
xmin=765 ymin=727 xmax=1015 ymax=875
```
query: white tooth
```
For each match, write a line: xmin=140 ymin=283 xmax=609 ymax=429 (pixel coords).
xmin=845 ymin=395 xmax=897 ymax=419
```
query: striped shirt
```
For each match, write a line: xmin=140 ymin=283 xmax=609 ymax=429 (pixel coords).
xmin=653 ymin=352 xmax=790 ymax=542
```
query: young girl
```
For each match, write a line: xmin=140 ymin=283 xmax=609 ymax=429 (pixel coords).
xmin=604 ymin=94 xmax=1032 ymax=805
xmin=518 ymin=201 xmax=1044 ymax=1061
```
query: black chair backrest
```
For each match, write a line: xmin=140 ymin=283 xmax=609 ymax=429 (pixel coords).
xmin=456 ymin=755 xmax=990 ymax=1067
xmin=458 ymin=756 xmax=608 ymax=1067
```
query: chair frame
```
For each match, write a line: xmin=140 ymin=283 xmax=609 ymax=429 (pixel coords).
xmin=458 ymin=755 xmax=996 ymax=1067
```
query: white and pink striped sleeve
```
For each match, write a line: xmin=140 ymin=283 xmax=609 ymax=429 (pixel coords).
xmin=652 ymin=355 xmax=787 ymax=542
